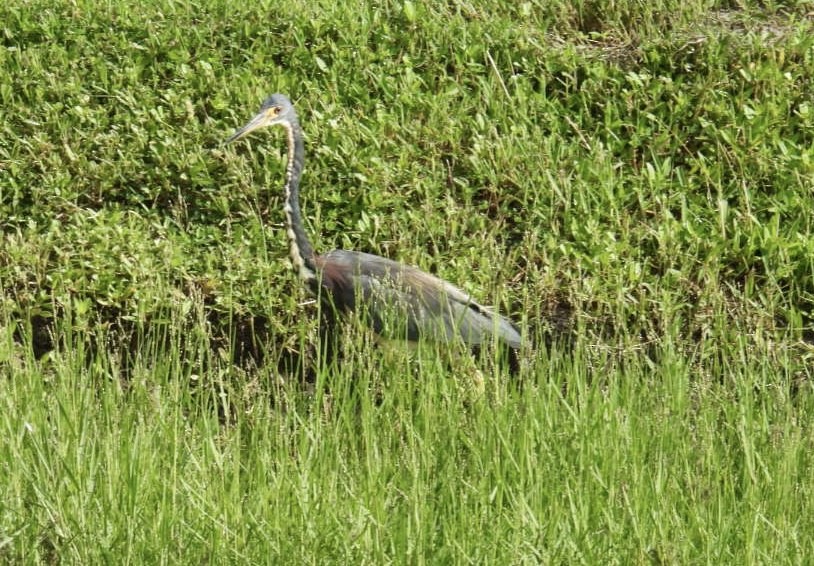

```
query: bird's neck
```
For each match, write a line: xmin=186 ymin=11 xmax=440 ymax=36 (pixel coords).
xmin=281 ymin=120 xmax=317 ymax=282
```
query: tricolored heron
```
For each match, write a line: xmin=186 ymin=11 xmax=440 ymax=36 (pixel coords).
xmin=226 ymin=94 xmax=521 ymax=356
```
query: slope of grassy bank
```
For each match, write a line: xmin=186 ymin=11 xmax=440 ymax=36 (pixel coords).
xmin=1 ymin=0 xmax=813 ymax=561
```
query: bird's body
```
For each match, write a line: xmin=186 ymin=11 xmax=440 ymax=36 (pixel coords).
xmin=313 ymin=250 xmax=521 ymax=347
xmin=227 ymin=94 xmax=521 ymax=351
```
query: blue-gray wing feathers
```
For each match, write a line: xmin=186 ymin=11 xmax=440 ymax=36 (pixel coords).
xmin=315 ymin=250 xmax=521 ymax=348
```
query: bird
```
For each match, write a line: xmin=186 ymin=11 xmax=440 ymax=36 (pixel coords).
xmin=226 ymin=93 xmax=522 ymax=357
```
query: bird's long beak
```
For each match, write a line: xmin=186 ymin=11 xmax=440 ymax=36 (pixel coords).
xmin=226 ymin=111 xmax=269 ymax=144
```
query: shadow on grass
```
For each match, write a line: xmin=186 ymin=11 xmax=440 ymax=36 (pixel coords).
xmin=11 ymin=282 xmax=812 ymax=405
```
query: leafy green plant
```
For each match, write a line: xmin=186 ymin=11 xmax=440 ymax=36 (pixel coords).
xmin=1 ymin=0 xmax=813 ymax=561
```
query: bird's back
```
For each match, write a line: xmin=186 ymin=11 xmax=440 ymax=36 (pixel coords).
xmin=314 ymin=250 xmax=522 ymax=348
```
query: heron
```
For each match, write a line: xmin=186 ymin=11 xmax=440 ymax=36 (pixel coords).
xmin=226 ymin=94 xmax=522 ymax=360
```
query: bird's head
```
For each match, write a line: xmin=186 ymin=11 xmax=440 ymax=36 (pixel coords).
xmin=227 ymin=93 xmax=296 ymax=143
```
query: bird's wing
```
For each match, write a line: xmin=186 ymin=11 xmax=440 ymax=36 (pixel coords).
xmin=316 ymin=250 xmax=521 ymax=348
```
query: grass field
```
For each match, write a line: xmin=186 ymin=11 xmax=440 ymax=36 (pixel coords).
xmin=2 ymin=0 xmax=814 ymax=562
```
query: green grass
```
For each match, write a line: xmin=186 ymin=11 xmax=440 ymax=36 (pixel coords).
xmin=2 ymin=0 xmax=814 ymax=562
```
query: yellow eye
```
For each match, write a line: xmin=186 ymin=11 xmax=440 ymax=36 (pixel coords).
xmin=266 ymin=106 xmax=281 ymax=118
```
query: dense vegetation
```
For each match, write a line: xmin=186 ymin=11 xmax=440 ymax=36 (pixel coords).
xmin=1 ymin=0 xmax=813 ymax=561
